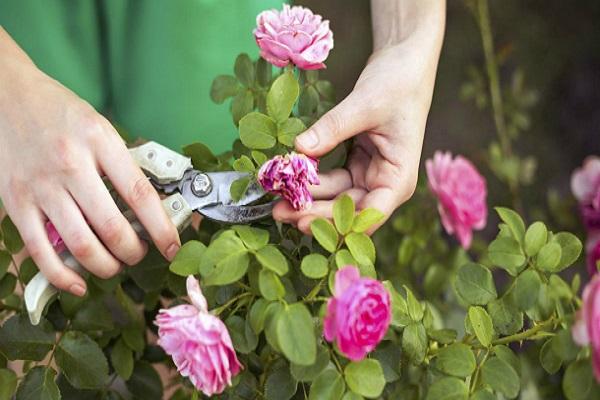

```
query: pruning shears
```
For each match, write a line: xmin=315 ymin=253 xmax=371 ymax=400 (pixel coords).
xmin=24 ymin=141 xmax=274 ymax=325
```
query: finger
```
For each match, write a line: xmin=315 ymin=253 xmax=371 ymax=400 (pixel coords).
xmin=96 ymin=134 xmax=180 ymax=261
xmin=10 ymin=206 xmax=87 ymax=296
xmin=311 ymin=169 xmax=352 ymax=200
xmin=295 ymin=92 xmax=374 ymax=158
xmin=67 ymin=169 xmax=147 ymax=266
xmin=41 ymin=191 xmax=121 ymax=279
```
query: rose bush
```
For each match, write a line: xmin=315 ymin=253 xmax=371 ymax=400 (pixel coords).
xmin=0 ymin=3 xmax=598 ymax=400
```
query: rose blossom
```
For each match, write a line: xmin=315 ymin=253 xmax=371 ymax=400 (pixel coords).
xmin=571 ymin=156 xmax=600 ymax=230
xmin=46 ymin=221 xmax=66 ymax=254
xmin=254 ymin=4 xmax=334 ymax=70
xmin=571 ymin=274 xmax=600 ymax=382
xmin=257 ymin=152 xmax=319 ymax=211
xmin=323 ymin=266 xmax=391 ymax=361
xmin=155 ymin=276 xmax=242 ymax=396
xmin=425 ymin=151 xmax=488 ymax=249
xmin=587 ymin=233 xmax=600 ymax=276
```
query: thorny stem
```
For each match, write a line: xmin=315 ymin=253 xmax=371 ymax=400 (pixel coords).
xmin=491 ymin=317 xmax=558 ymax=346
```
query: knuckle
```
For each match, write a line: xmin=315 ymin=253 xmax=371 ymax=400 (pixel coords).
xmin=53 ymin=137 xmax=80 ymax=175
xmin=68 ymin=231 xmax=93 ymax=259
xmin=128 ymin=177 xmax=155 ymax=207
xmin=96 ymin=260 xmax=121 ymax=279
xmin=97 ymin=215 xmax=124 ymax=248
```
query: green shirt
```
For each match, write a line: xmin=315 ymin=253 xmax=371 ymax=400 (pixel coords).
xmin=0 ymin=0 xmax=284 ymax=153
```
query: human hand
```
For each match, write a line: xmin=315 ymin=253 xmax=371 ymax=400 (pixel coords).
xmin=0 ymin=29 xmax=180 ymax=297
xmin=273 ymin=18 xmax=445 ymax=234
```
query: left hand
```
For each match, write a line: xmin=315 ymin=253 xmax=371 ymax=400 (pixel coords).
xmin=273 ymin=27 xmax=444 ymax=234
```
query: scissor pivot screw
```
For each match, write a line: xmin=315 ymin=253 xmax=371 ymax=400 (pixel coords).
xmin=171 ymin=200 xmax=182 ymax=211
xmin=191 ymin=173 xmax=212 ymax=197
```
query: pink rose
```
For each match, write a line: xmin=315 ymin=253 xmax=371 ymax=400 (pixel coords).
xmin=155 ymin=276 xmax=242 ymax=396
xmin=323 ymin=266 xmax=391 ymax=361
xmin=571 ymin=274 xmax=600 ymax=382
xmin=571 ymin=156 xmax=600 ymax=230
xmin=587 ymin=234 xmax=600 ymax=276
xmin=257 ymin=152 xmax=319 ymax=211
xmin=46 ymin=221 xmax=66 ymax=254
xmin=426 ymin=151 xmax=488 ymax=249
xmin=254 ymin=4 xmax=334 ymax=70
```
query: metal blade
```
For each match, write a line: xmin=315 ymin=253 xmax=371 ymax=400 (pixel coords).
xmin=199 ymin=202 xmax=275 ymax=224
xmin=207 ymin=172 xmax=267 ymax=206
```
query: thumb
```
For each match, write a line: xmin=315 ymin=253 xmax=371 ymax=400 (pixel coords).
xmin=295 ymin=92 xmax=373 ymax=157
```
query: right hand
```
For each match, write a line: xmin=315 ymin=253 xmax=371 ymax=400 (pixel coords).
xmin=0 ymin=30 xmax=181 ymax=297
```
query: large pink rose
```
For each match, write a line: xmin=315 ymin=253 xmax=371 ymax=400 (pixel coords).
xmin=571 ymin=274 xmax=600 ymax=382
xmin=257 ymin=152 xmax=319 ymax=211
xmin=323 ymin=266 xmax=391 ymax=361
xmin=426 ymin=151 xmax=488 ymax=249
xmin=155 ymin=276 xmax=242 ymax=396
xmin=46 ymin=221 xmax=66 ymax=254
xmin=254 ymin=4 xmax=334 ymax=70
xmin=571 ymin=156 xmax=600 ymax=230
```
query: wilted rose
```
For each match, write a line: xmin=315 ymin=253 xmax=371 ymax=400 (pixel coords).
xmin=254 ymin=4 xmax=334 ymax=70
xmin=571 ymin=274 xmax=600 ymax=382
xmin=571 ymin=156 xmax=600 ymax=230
xmin=323 ymin=266 xmax=391 ymax=361
xmin=155 ymin=276 xmax=242 ymax=396
xmin=426 ymin=151 xmax=488 ymax=249
xmin=257 ymin=152 xmax=319 ymax=211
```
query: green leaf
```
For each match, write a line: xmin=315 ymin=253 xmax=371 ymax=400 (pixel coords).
xmin=265 ymin=368 xmax=297 ymax=400
xmin=335 ymin=249 xmax=358 ymax=270
xmin=0 ymin=368 xmax=17 ymax=400
xmin=494 ymin=345 xmax=521 ymax=376
xmin=111 ymin=338 xmax=134 ymax=380
xmin=182 ymin=142 xmax=219 ymax=171
xmin=487 ymin=297 xmax=523 ymax=335
xmin=56 ymin=331 xmax=108 ymax=389
xmin=539 ymin=338 xmax=562 ymax=374
xmin=18 ymin=257 xmax=38 ymax=284
xmin=454 ymin=263 xmax=497 ymax=305
xmin=256 ymin=245 xmax=289 ymax=276
xmin=251 ymin=150 xmax=268 ymax=166
xmin=425 ymin=377 xmax=468 ymax=400
xmin=352 ymin=209 xmax=385 ymax=233
xmin=371 ymin=342 xmax=401 ymax=383
xmin=524 ymin=221 xmax=547 ymax=257
xmin=311 ymin=218 xmax=339 ymax=253
xmin=0 ymin=251 xmax=10 ymax=280
xmin=562 ymin=360 xmax=594 ymax=400
xmin=230 ymin=176 xmax=252 ymax=202
xmin=487 ymin=237 xmax=526 ymax=276
xmin=551 ymin=329 xmax=579 ymax=362
xmin=301 ymin=253 xmax=329 ymax=279
xmin=278 ymin=117 xmax=306 ymax=147
xmin=1 ymin=216 xmax=23 ymax=254
xmin=402 ymin=322 xmax=427 ymax=364
xmin=129 ymin=246 xmax=169 ymax=291
xmin=333 ymin=195 xmax=355 ymax=235
xmin=122 ymin=326 xmax=145 ymax=353
xmin=256 ymin=57 xmax=272 ymax=86
xmin=345 ymin=233 xmax=375 ymax=265
xmin=551 ymin=232 xmax=583 ymax=271
xmin=291 ymin=345 xmax=330 ymax=382
xmin=239 ymin=112 xmax=277 ymax=149
xmin=71 ymin=299 xmax=114 ymax=332
xmin=468 ymin=306 xmax=493 ymax=347
xmin=429 ymin=329 xmax=458 ymax=345
xmin=259 ymin=269 xmax=285 ymax=300
xmin=277 ymin=303 xmax=316 ymax=366
xmin=513 ymin=269 xmax=541 ymax=310
xmin=126 ymin=362 xmax=163 ymax=400
xmin=231 ymin=90 xmax=255 ymax=126
xmin=382 ymin=281 xmax=410 ymax=327
xmin=309 ymin=369 xmax=345 ymax=400
xmin=536 ymin=242 xmax=562 ymax=272
xmin=210 ymin=75 xmax=240 ymax=104
xmin=264 ymin=302 xmax=283 ymax=351
xmin=15 ymin=367 xmax=60 ymax=400
xmin=0 ymin=315 xmax=55 ymax=361
xmin=344 ymin=359 xmax=385 ymax=399
xmin=234 ymin=53 xmax=255 ymax=87
xmin=267 ymin=71 xmax=300 ymax=122
xmin=233 ymin=225 xmax=269 ymax=251
xmin=470 ymin=389 xmax=495 ymax=400
xmin=225 ymin=315 xmax=258 ymax=355
xmin=405 ymin=286 xmax=424 ymax=322
xmin=298 ymin=86 xmax=319 ymax=116
xmin=249 ymin=298 xmax=269 ymax=334
xmin=233 ymin=155 xmax=256 ymax=173
xmin=316 ymin=80 xmax=335 ymax=102
xmin=0 ymin=273 xmax=16 ymax=299
xmin=434 ymin=343 xmax=476 ymax=378
xmin=495 ymin=207 xmax=525 ymax=242
xmin=201 ymin=231 xmax=249 ymax=286
xmin=481 ymin=357 xmax=519 ymax=399
xmin=169 ymin=240 xmax=206 ymax=276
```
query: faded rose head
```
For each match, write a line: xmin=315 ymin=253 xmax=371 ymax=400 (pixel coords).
xmin=571 ymin=274 xmax=600 ymax=382
xmin=46 ymin=221 xmax=66 ymax=254
xmin=323 ymin=266 xmax=391 ymax=361
xmin=571 ymin=156 xmax=600 ymax=230
xmin=155 ymin=276 xmax=242 ymax=396
xmin=426 ymin=151 xmax=488 ymax=249
xmin=254 ymin=4 xmax=334 ymax=70
xmin=257 ymin=152 xmax=319 ymax=211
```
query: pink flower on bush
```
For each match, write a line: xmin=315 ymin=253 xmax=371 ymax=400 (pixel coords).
xmin=587 ymin=234 xmax=600 ymax=276
xmin=46 ymin=221 xmax=66 ymax=254
xmin=254 ymin=4 xmax=334 ymax=70
xmin=426 ymin=151 xmax=488 ymax=249
xmin=155 ymin=276 xmax=242 ymax=396
xmin=323 ymin=266 xmax=391 ymax=361
xmin=257 ymin=152 xmax=319 ymax=211
xmin=571 ymin=156 xmax=600 ymax=230
xmin=571 ymin=274 xmax=600 ymax=382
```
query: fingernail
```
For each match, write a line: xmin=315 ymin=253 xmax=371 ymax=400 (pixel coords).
xmin=166 ymin=243 xmax=180 ymax=261
xmin=70 ymin=284 xmax=86 ymax=297
xmin=296 ymin=130 xmax=319 ymax=149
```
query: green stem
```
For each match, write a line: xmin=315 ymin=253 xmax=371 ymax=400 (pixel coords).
xmin=492 ymin=317 xmax=557 ymax=346
xmin=304 ymin=279 xmax=325 ymax=301
xmin=212 ymin=292 xmax=253 ymax=316
xmin=470 ymin=349 xmax=490 ymax=393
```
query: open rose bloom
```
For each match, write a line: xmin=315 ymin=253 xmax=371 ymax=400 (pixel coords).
xmin=155 ymin=276 xmax=242 ymax=396
xmin=588 ymin=234 xmax=600 ymax=276
xmin=571 ymin=156 xmax=600 ymax=231
xmin=426 ymin=151 xmax=488 ymax=249
xmin=254 ymin=4 xmax=333 ymax=70
xmin=257 ymin=152 xmax=319 ymax=211
xmin=572 ymin=274 xmax=600 ymax=382
xmin=323 ymin=266 xmax=391 ymax=361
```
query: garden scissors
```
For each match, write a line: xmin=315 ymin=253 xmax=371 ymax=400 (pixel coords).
xmin=24 ymin=141 xmax=274 ymax=325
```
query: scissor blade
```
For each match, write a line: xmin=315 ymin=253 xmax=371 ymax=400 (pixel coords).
xmin=200 ymin=203 xmax=275 ymax=224
xmin=206 ymin=172 xmax=267 ymax=206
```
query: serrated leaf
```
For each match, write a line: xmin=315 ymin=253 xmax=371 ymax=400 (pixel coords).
xmin=225 ymin=315 xmax=258 ymax=355
xmin=233 ymin=225 xmax=269 ymax=251
xmin=352 ymin=209 xmax=385 ymax=233
xmin=239 ymin=112 xmax=277 ymax=149
xmin=276 ymin=303 xmax=316 ymax=366
xmin=301 ymin=253 xmax=329 ymax=279
xmin=311 ymin=218 xmax=339 ymax=253
xmin=468 ymin=306 xmax=493 ymax=347
xmin=487 ymin=297 xmax=523 ymax=335
xmin=454 ymin=263 xmax=497 ymax=305
xmin=267 ymin=71 xmax=300 ymax=122
xmin=495 ymin=207 xmax=525 ymax=242
xmin=481 ymin=357 xmax=519 ymax=399
xmin=291 ymin=346 xmax=329 ymax=382
xmin=383 ymin=281 xmax=410 ymax=327
xmin=169 ymin=240 xmax=206 ymax=276
xmin=210 ymin=75 xmax=240 ymax=104
xmin=345 ymin=232 xmax=375 ymax=265
xmin=309 ymin=369 xmax=345 ymax=400
xmin=15 ymin=367 xmax=60 ymax=400
xmin=434 ymin=343 xmax=476 ymax=378
xmin=71 ymin=299 xmax=114 ymax=332
xmin=333 ymin=195 xmax=355 ymax=235
xmin=182 ymin=142 xmax=219 ymax=171
xmin=55 ymin=331 xmax=109 ymax=389
xmin=256 ymin=245 xmax=289 ymax=276
xmin=265 ymin=368 xmax=297 ymax=400
xmin=551 ymin=232 xmax=583 ymax=271
xmin=1 ymin=216 xmax=23 ymax=254
xmin=201 ymin=231 xmax=249 ymax=286
xmin=111 ymin=338 xmax=134 ymax=380
xmin=524 ymin=221 xmax=547 ymax=257
xmin=425 ymin=377 xmax=468 ymax=400
xmin=278 ymin=117 xmax=305 ymax=147
xmin=536 ymin=242 xmax=562 ymax=272
xmin=344 ymin=359 xmax=385 ymax=398
xmin=298 ymin=85 xmax=319 ymax=116
xmin=126 ymin=362 xmax=163 ymax=400
xmin=0 ymin=315 xmax=55 ymax=361
xmin=233 ymin=155 xmax=256 ymax=173
xmin=488 ymin=237 xmax=526 ymax=276
xmin=402 ymin=322 xmax=427 ymax=364
xmin=513 ymin=269 xmax=541 ymax=310
xmin=562 ymin=360 xmax=594 ymax=400
xmin=0 ymin=368 xmax=17 ymax=400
